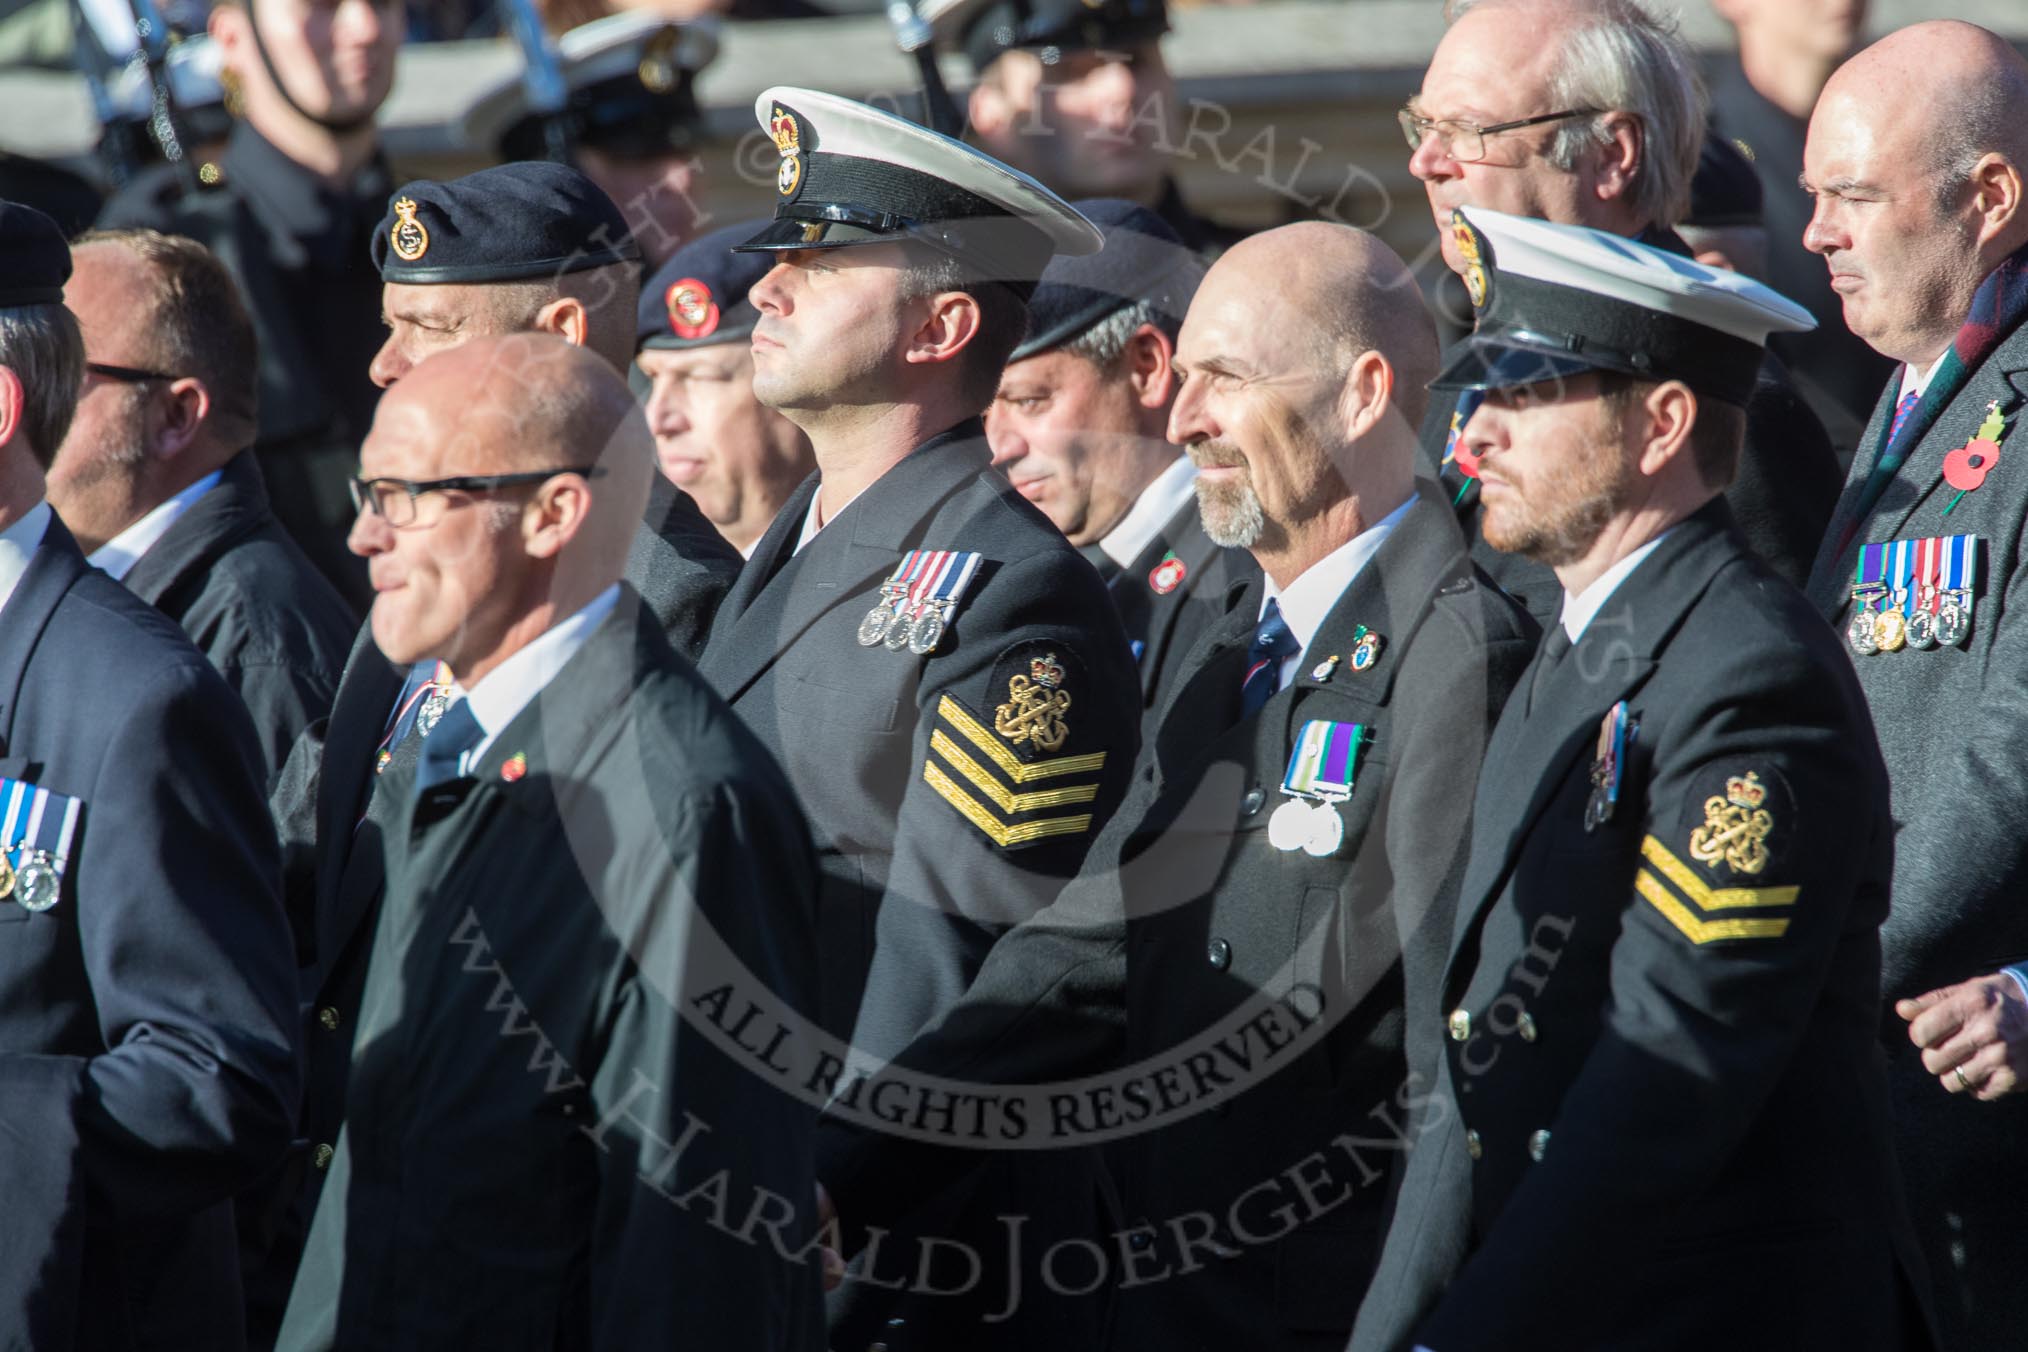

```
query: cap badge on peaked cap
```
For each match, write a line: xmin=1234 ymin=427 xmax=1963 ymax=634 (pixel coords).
xmin=391 ymin=197 xmax=430 ymax=263
xmin=665 ymin=278 xmax=719 ymax=340
xmin=1452 ymin=209 xmax=1489 ymax=309
xmin=771 ymin=106 xmax=804 ymax=197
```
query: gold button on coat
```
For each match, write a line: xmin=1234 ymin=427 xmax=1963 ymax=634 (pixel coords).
xmin=1447 ymin=1008 xmax=1471 ymax=1042
xmin=1528 ymin=1129 xmax=1551 ymax=1162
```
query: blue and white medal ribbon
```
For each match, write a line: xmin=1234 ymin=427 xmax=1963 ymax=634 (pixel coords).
xmin=0 ymin=777 xmax=81 ymax=911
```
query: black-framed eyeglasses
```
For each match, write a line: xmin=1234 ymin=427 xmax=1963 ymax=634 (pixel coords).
xmin=86 ymin=361 xmax=180 ymax=384
xmin=1397 ymin=107 xmax=1603 ymax=164
xmin=348 ymin=467 xmax=607 ymax=528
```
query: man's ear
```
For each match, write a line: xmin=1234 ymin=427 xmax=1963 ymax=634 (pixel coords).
xmin=1124 ymin=324 xmax=1177 ymax=409
xmin=522 ymin=472 xmax=595 ymax=560
xmin=902 ymin=291 xmax=983 ymax=369
xmin=1337 ymin=349 xmax=1394 ymax=441
xmin=1590 ymin=112 xmax=1643 ymax=208
xmin=533 ymin=297 xmax=592 ymax=350
xmin=1635 ymin=380 xmax=1698 ymax=478
xmin=151 ymin=378 xmax=212 ymax=461
xmin=1968 ymin=153 xmax=2025 ymax=244
xmin=0 ymin=367 xmax=24 ymax=454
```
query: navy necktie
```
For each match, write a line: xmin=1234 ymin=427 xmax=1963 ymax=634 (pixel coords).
xmin=1527 ymin=623 xmax=1574 ymax=716
xmin=412 ymin=698 xmax=484 ymax=800
xmin=1240 ymin=599 xmax=1299 ymax=716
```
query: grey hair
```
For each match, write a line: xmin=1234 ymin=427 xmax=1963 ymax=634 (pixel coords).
xmin=1447 ymin=0 xmax=1705 ymax=229
xmin=1064 ymin=300 xmax=1167 ymax=369
xmin=0 ymin=304 xmax=84 ymax=468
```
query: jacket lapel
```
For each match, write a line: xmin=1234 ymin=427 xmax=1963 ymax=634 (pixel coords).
xmin=0 ymin=514 xmax=89 ymax=756
xmin=1809 ymin=377 xmax=1900 ymax=612
xmin=700 ymin=424 xmax=992 ymax=704
xmin=120 ymin=451 xmax=269 ymax=608
xmin=1446 ymin=506 xmax=1737 ymax=964
xmin=314 ymin=622 xmax=405 ymax=910
xmin=1867 ymin=368 xmax=2028 ymax=546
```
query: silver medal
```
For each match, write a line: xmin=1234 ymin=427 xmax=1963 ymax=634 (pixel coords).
xmin=1906 ymin=606 xmax=1936 ymax=650
xmin=857 ymin=604 xmax=895 ymax=647
xmin=1847 ymin=608 xmax=1879 ymax=656
xmin=415 ymin=688 xmax=449 ymax=737
xmin=1267 ymin=799 xmax=1314 ymax=852
xmin=908 ymin=606 xmax=946 ymax=655
xmin=1302 ymin=802 xmax=1345 ymax=857
xmin=16 ymin=851 xmax=60 ymax=911
xmin=883 ymin=610 xmax=917 ymax=651
xmin=1936 ymin=595 xmax=1971 ymax=647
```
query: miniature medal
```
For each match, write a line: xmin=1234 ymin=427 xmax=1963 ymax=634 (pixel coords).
xmin=908 ymin=607 xmax=947 ymax=655
xmin=1874 ymin=606 xmax=1907 ymax=652
xmin=1302 ymin=803 xmax=1345 ymax=858
xmin=857 ymin=598 xmax=898 ymax=647
xmin=1585 ymin=701 xmax=1634 ymax=832
xmin=1267 ymin=799 xmax=1315 ymax=852
xmin=16 ymin=850 xmax=60 ymax=911
xmin=1349 ymin=626 xmax=1384 ymax=671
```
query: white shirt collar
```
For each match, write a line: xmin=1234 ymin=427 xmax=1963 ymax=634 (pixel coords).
xmin=87 ymin=469 xmax=223 ymax=584
xmin=1898 ymin=350 xmax=1950 ymax=405
xmin=1558 ymin=528 xmax=1676 ymax=643
xmin=0 ymin=501 xmax=52 ymax=619
xmin=1259 ymin=495 xmax=1414 ymax=684
xmin=453 ymin=584 xmax=621 ymax=765
xmin=1098 ymin=456 xmax=1197 ymax=569
xmin=794 ymin=482 xmax=871 ymax=555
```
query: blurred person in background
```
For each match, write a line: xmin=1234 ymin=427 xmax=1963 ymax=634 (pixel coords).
xmin=1711 ymin=0 xmax=1895 ymax=442
xmin=924 ymin=0 xmax=1247 ymax=254
xmin=98 ymin=0 xmax=406 ymax=614
xmin=459 ymin=11 xmax=718 ymax=270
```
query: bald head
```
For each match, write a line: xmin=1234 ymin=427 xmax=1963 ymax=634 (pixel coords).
xmin=1805 ymin=22 xmax=2028 ymax=362
xmin=1825 ymin=22 xmax=2028 ymax=179
xmin=1210 ymin=223 xmax=1438 ymax=427
xmin=353 ymin=333 xmax=655 ymax=682
xmin=1170 ymin=223 xmax=1433 ymax=586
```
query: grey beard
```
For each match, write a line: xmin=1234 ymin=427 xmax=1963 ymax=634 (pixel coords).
xmin=1196 ymin=479 xmax=1265 ymax=549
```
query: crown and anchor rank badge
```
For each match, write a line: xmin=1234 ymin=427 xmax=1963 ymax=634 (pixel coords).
xmin=858 ymin=549 xmax=984 ymax=656
xmin=0 ymin=777 xmax=81 ymax=912
xmin=1267 ymin=720 xmax=1369 ymax=858
xmin=1848 ymin=535 xmax=1979 ymax=655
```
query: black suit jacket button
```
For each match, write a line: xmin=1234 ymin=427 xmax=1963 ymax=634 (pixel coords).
xmin=317 ymin=1007 xmax=340 ymax=1032
xmin=1207 ymin=938 xmax=1232 ymax=970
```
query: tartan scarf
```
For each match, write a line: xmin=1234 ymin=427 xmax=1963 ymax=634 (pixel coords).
xmin=1844 ymin=239 xmax=2028 ymax=530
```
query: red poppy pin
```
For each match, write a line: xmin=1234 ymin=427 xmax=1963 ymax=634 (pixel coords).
xmin=665 ymin=278 xmax=720 ymax=341
xmin=500 ymin=752 xmax=527 ymax=783
xmin=1942 ymin=402 xmax=2008 ymax=515
xmin=1149 ymin=552 xmax=1187 ymax=594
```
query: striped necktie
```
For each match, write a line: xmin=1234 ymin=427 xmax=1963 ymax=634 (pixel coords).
xmin=1240 ymin=599 xmax=1299 ymax=716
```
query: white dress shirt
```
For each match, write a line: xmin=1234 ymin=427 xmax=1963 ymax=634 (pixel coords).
xmin=794 ymin=483 xmax=871 ymax=555
xmin=1258 ymin=495 xmax=1414 ymax=687
xmin=448 ymin=584 xmax=621 ymax=768
xmin=1896 ymin=349 xmax=1950 ymax=407
xmin=87 ymin=469 xmax=223 ymax=583
xmin=1098 ymin=456 xmax=1198 ymax=570
xmin=1556 ymin=529 xmax=1676 ymax=644
xmin=0 ymin=500 xmax=52 ymax=618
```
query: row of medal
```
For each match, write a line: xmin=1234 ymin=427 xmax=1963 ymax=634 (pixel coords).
xmin=1847 ymin=535 xmax=1979 ymax=656
xmin=0 ymin=777 xmax=80 ymax=913
xmin=1267 ymin=719 xmax=1368 ymax=857
xmin=858 ymin=549 xmax=983 ymax=657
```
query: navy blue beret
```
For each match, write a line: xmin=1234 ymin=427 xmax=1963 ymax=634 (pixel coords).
xmin=1010 ymin=198 xmax=1202 ymax=363
xmin=0 ymin=201 xmax=69 ymax=307
xmin=637 ymin=220 xmax=776 ymax=352
xmin=372 ymin=161 xmax=640 ymax=285
xmin=1686 ymin=133 xmax=1764 ymax=229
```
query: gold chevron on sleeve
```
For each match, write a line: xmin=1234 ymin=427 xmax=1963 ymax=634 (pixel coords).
xmin=937 ymin=695 xmax=1107 ymax=782
xmin=1635 ymin=870 xmax=1791 ymax=944
xmin=922 ymin=760 xmax=1093 ymax=848
xmin=929 ymin=730 xmax=1100 ymax=814
xmin=1634 ymin=831 xmax=1795 ymax=945
xmin=1640 ymin=836 xmax=1799 ymax=911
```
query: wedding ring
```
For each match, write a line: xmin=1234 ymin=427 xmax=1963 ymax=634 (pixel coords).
xmin=1955 ymin=1065 xmax=1973 ymax=1092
